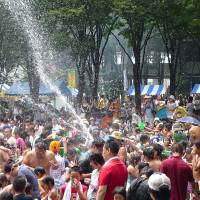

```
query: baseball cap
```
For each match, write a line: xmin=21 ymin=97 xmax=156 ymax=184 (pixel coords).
xmin=148 ymin=173 xmax=171 ymax=192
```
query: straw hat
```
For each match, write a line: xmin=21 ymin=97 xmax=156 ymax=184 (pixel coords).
xmin=110 ymin=131 xmax=123 ymax=140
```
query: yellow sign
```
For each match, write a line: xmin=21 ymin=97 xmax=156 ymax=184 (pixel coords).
xmin=67 ymin=70 xmax=76 ymax=88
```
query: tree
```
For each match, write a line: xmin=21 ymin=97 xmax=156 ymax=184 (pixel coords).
xmin=153 ymin=0 xmax=189 ymax=95
xmin=114 ymin=0 xmax=154 ymax=115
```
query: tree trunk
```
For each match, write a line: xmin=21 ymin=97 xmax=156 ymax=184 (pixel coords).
xmin=133 ymin=48 xmax=142 ymax=115
xmin=169 ymin=65 xmax=176 ymax=96
xmin=91 ymin=63 xmax=100 ymax=100
xmin=77 ymin=58 xmax=86 ymax=106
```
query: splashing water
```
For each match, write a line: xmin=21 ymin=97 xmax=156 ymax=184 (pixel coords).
xmin=2 ymin=0 xmax=93 ymax=144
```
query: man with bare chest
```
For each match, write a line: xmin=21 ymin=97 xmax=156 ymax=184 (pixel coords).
xmin=23 ymin=141 xmax=57 ymax=174
xmin=0 ymin=146 xmax=10 ymax=173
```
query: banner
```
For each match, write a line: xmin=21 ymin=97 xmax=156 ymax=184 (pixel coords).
xmin=67 ymin=70 xmax=76 ymax=88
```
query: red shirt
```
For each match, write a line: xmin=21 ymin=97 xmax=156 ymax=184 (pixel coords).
xmin=60 ymin=183 xmax=87 ymax=199
xmin=98 ymin=157 xmax=128 ymax=200
xmin=160 ymin=156 xmax=194 ymax=200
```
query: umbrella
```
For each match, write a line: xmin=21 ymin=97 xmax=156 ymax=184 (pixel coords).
xmin=177 ymin=116 xmax=200 ymax=126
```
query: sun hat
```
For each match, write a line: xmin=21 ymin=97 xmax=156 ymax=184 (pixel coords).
xmin=110 ymin=131 xmax=123 ymax=140
xmin=148 ymin=173 xmax=171 ymax=192
xmin=169 ymin=95 xmax=175 ymax=100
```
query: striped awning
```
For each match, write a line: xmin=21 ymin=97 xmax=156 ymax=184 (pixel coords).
xmin=128 ymin=85 xmax=165 ymax=96
xmin=192 ymin=84 xmax=200 ymax=94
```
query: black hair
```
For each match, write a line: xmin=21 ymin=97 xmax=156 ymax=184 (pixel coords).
xmin=42 ymin=176 xmax=54 ymax=187
xmin=104 ymin=139 xmax=119 ymax=155
xmin=140 ymin=166 xmax=154 ymax=178
xmin=129 ymin=154 xmax=141 ymax=166
xmin=143 ymin=147 xmax=154 ymax=160
xmin=164 ymin=123 xmax=172 ymax=131
xmin=0 ymin=174 xmax=7 ymax=188
xmin=195 ymin=140 xmax=200 ymax=149
xmin=35 ymin=141 xmax=46 ymax=150
xmin=153 ymin=143 xmax=164 ymax=158
xmin=150 ymin=185 xmax=171 ymax=200
xmin=140 ymin=134 xmax=149 ymax=143
xmin=92 ymin=138 xmax=105 ymax=149
xmin=112 ymin=186 xmax=126 ymax=198
xmin=89 ymin=153 xmax=105 ymax=165
xmin=25 ymin=182 xmax=33 ymax=195
xmin=70 ymin=166 xmax=83 ymax=174
xmin=13 ymin=176 xmax=26 ymax=193
xmin=25 ymin=141 xmax=32 ymax=149
xmin=0 ymin=192 xmax=13 ymax=200
xmin=4 ymin=160 xmax=15 ymax=173
xmin=137 ymin=162 xmax=149 ymax=173
xmin=172 ymin=143 xmax=184 ymax=155
xmin=34 ymin=166 xmax=46 ymax=176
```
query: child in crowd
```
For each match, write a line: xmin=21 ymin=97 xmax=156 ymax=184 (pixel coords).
xmin=42 ymin=176 xmax=58 ymax=200
xmin=113 ymin=187 xmax=126 ymax=200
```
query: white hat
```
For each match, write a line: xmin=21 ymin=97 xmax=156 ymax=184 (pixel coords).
xmin=148 ymin=173 xmax=171 ymax=192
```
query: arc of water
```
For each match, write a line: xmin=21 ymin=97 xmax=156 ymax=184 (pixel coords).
xmin=2 ymin=0 xmax=93 ymax=144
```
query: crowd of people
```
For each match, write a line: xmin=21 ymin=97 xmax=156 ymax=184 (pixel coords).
xmin=0 ymin=94 xmax=199 ymax=200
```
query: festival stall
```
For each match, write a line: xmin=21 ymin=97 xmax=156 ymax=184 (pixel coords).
xmin=128 ymin=84 xmax=166 ymax=96
xmin=192 ymin=84 xmax=200 ymax=94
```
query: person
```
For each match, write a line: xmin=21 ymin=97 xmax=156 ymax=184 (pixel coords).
xmin=42 ymin=176 xmax=59 ymax=200
xmin=148 ymin=173 xmax=171 ymax=200
xmin=61 ymin=166 xmax=87 ymax=200
xmin=143 ymin=147 xmax=161 ymax=172
xmin=34 ymin=167 xmax=47 ymax=198
xmin=160 ymin=143 xmax=194 ymax=200
xmin=0 ymin=173 xmax=8 ymax=191
xmin=144 ymin=96 xmax=155 ymax=126
xmin=0 ymin=191 xmax=13 ymax=200
xmin=23 ymin=141 xmax=58 ymax=174
xmin=127 ymin=163 xmax=153 ymax=200
xmin=112 ymin=187 xmax=126 ymax=200
xmin=49 ymin=141 xmax=65 ymax=191
xmin=87 ymin=153 xmax=105 ymax=200
xmin=167 ymin=95 xmax=177 ymax=119
xmin=96 ymin=139 xmax=128 ymax=200
xmin=0 ymin=146 xmax=10 ymax=173
xmin=4 ymin=160 xmax=40 ymax=199
xmin=126 ymin=154 xmax=141 ymax=191
xmin=192 ymin=140 xmax=200 ymax=191
xmin=12 ymin=176 xmax=33 ymax=200
xmin=13 ymin=128 xmax=25 ymax=155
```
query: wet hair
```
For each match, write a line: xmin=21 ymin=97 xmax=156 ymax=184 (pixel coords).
xmin=13 ymin=176 xmax=26 ymax=193
xmin=0 ymin=192 xmax=13 ymax=200
xmin=129 ymin=154 xmax=141 ymax=166
xmin=150 ymin=185 xmax=171 ymax=200
xmin=140 ymin=134 xmax=149 ymax=143
xmin=143 ymin=147 xmax=154 ymax=160
xmin=104 ymin=139 xmax=119 ymax=155
xmin=137 ymin=162 xmax=149 ymax=173
xmin=89 ymin=153 xmax=105 ymax=165
xmin=112 ymin=186 xmax=126 ymax=198
xmin=4 ymin=160 xmax=15 ymax=173
xmin=140 ymin=166 xmax=154 ymax=178
xmin=34 ymin=166 xmax=46 ymax=176
xmin=153 ymin=143 xmax=164 ymax=158
xmin=70 ymin=166 xmax=83 ymax=174
xmin=172 ymin=143 xmax=184 ymax=155
xmin=195 ymin=140 xmax=200 ymax=149
xmin=35 ymin=141 xmax=46 ymax=150
xmin=42 ymin=176 xmax=54 ymax=187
